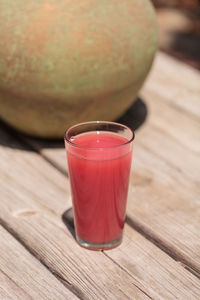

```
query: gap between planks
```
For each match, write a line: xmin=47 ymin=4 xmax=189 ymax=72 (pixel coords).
xmin=2 ymin=121 xmax=200 ymax=282
xmin=102 ymin=252 xmax=154 ymax=300
xmin=126 ymin=215 xmax=200 ymax=280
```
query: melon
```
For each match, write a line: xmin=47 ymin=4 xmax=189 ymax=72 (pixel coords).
xmin=0 ymin=0 xmax=157 ymax=138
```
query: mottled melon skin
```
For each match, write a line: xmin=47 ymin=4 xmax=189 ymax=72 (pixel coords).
xmin=0 ymin=0 xmax=157 ymax=138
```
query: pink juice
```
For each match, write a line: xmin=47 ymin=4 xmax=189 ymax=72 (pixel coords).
xmin=66 ymin=131 xmax=133 ymax=246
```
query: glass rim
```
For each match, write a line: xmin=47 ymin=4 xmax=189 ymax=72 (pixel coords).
xmin=64 ymin=121 xmax=135 ymax=150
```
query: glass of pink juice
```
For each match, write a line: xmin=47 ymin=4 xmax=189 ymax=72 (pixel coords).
xmin=64 ymin=121 xmax=134 ymax=250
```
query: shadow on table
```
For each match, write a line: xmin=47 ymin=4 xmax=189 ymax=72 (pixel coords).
xmin=62 ymin=208 xmax=75 ymax=239
xmin=0 ymin=97 xmax=147 ymax=150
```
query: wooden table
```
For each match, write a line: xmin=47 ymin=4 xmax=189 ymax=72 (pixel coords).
xmin=1 ymin=52 xmax=200 ymax=299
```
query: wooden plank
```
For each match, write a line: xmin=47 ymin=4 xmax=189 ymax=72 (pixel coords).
xmin=26 ymin=138 xmax=67 ymax=175
xmin=0 ymin=270 xmax=30 ymax=300
xmin=108 ymin=225 xmax=200 ymax=299
xmin=0 ymin=226 xmax=77 ymax=300
xmin=140 ymin=87 xmax=200 ymax=154
xmin=143 ymin=52 xmax=200 ymax=119
xmin=127 ymin=163 xmax=200 ymax=275
xmin=1 ymin=128 xmax=200 ymax=299
xmin=128 ymin=59 xmax=200 ymax=272
xmin=124 ymin=52 xmax=200 ymax=273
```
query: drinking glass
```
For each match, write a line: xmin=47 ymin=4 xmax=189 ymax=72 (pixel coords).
xmin=64 ymin=121 xmax=134 ymax=250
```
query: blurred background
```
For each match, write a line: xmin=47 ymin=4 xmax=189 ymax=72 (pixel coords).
xmin=152 ymin=0 xmax=200 ymax=69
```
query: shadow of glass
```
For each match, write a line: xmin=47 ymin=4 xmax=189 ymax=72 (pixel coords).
xmin=62 ymin=208 xmax=76 ymax=240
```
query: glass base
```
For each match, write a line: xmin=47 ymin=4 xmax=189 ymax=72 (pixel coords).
xmin=76 ymin=235 xmax=122 ymax=251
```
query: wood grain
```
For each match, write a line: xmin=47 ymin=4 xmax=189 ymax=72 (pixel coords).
xmin=1 ymin=128 xmax=200 ymax=299
xmin=0 ymin=226 xmax=76 ymax=300
xmin=126 ymin=51 xmax=200 ymax=274
xmin=0 ymin=270 xmax=30 ymax=300
xmin=143 ymin=52 xmax=200 ymax=119
xmin=107 ymin=225 xmax=200 ymax=300
xmin=140 ymin=91 xmax=200 ymax=154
